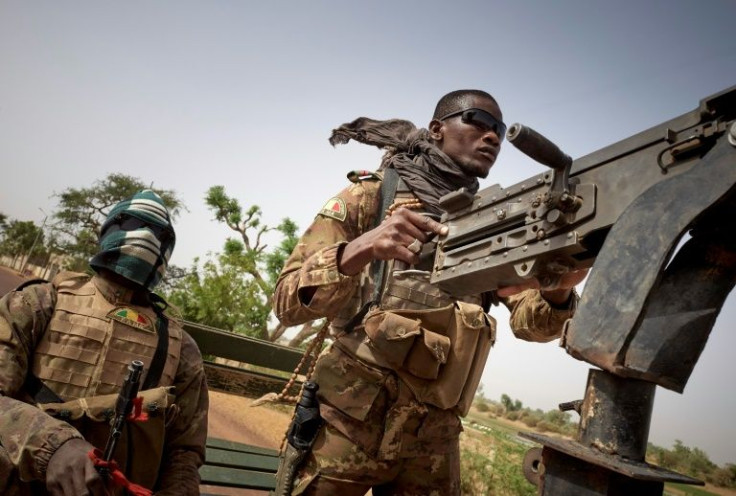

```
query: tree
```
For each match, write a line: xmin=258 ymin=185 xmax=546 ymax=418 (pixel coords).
xmin=166 ymin=245 xmax=273 ymax=339
xmin=0 ymin=220 xmax=45 ymax=267
xmin=166 ymin=186 xmax=317 ymax=345
xmin=51 ymin=173 xmax=184 ymax=270
xmin=500 ymin=393 xmax=513 ymax=412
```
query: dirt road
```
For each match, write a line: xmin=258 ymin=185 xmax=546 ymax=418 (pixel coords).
xmin=0 ymin=266 xmax=25 ymax=295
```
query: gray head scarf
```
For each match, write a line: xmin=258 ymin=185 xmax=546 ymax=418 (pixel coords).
xmin=329 ymin=117 xmax=479 ymax=215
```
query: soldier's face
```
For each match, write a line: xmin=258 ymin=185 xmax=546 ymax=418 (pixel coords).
xmin=431 ymin=96 xmax=504 ymax=179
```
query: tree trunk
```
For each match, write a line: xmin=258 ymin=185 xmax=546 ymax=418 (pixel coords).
xmin=269 ymin=322 xmax=288 ymax=342
xmin=288 ymin=321 xmax=318 ymax=348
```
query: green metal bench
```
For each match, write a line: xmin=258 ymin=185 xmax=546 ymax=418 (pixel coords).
xmin=200 ymin=437 xmax=280 ymax=493
xmin=184 ymin=321 xmax=312 ymax=399
xmin=185 ymin=322 xmax=308 ymax=494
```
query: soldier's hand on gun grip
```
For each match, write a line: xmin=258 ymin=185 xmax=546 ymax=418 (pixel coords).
xmin=46 ymin=438 xmax=112 ymax=496
xmin=339 ymin=208 xmax=448 ymax=275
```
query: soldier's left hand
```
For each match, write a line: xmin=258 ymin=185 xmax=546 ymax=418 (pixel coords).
xmin=496 ymin=268 xmax=589 ymax=299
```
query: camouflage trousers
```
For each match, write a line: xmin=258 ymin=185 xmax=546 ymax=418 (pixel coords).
xmin=290 ymin=345 xmax=463 ymax=495
xmin=292 ymin=423 xmax=461 ymax=496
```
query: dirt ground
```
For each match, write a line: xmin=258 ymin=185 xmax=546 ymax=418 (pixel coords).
xmin=202 ymin=391 xmax=293 ymax=496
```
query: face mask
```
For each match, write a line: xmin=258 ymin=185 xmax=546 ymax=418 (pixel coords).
xmin=89 ymin=190 xmax=175 ymax=291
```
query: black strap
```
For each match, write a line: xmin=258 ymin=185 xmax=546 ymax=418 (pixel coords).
xmin=142 ymin=294 xmax=170 ymax=390
xmin=26 ymin=374 xmax=64 ymax=404
xmin=14 ymin=278 xmax=49 ymax=291
xmin=343 ymin=168 xmax=400 ymax=333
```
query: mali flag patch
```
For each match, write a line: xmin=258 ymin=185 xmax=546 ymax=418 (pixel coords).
xmin=108 ymin=307 xmax=154 ymax=332
xmin=319 ymin=197 xmax=347 ymax=222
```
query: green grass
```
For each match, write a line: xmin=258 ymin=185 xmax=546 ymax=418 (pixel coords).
xmin=664 ymin=483 xmax=720 ymax=496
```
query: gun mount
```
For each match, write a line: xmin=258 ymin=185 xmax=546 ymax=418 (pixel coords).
xmin=430 ymin=86 xmax=736 ymax=495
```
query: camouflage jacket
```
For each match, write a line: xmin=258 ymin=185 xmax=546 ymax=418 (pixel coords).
xmin=273 ymin=174 xmax=576 ymax=340
xmin=0 ymin=273 xmax=208 ymax=495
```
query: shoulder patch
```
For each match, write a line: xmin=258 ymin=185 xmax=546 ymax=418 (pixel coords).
xmin=319 ymin=197 xmax=347 ymax=222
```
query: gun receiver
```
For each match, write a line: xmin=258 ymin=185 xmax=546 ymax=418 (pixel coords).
xmin=430 ymin=85 xmax=736 ymax=296
xmin=100 ymin=360 xmax=144 ymax=472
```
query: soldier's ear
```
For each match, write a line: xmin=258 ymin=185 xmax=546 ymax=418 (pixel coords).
xmin=429 ymin=119 xmax=443 ymax=141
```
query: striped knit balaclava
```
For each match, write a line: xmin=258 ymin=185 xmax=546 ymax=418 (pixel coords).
xmin=90 ymin=189 xmax=176 ymax=290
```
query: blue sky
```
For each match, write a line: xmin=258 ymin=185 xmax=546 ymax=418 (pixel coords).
xmin=1 ymin=0 xmax=735 ymax=465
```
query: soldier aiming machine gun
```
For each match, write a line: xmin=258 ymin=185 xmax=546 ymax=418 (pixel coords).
xmin=428 ymin=86 xmax=736 ymax=495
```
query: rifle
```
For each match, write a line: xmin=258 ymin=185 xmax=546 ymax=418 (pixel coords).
xmin=426 ymin=86 xmax=736 ymax=494
xmin=98 ymin=360 xmax=144 ymax=479
xmin=272 ymin=381 xmax=323 ymax=496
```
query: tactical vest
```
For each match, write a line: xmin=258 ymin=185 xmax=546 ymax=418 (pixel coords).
xmin=31 ymin=272 xmax=184 ymax=490
xmin=333 ymin=173 xmax=496 ymax=416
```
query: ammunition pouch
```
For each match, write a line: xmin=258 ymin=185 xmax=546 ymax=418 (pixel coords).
xmin=361 ymin=301 xmax=495 ymax=416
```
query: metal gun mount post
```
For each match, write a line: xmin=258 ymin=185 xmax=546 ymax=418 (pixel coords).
xmin=521 ymin=370 xmax=703 ymax=495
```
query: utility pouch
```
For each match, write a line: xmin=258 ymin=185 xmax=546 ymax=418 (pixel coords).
xmin=37 ymin=386 xmax=176 ymax=489
xmin=363 ymin=311 xmax=422 ymax=369
xmin=361 ymin=302 xmax=495 ymax=416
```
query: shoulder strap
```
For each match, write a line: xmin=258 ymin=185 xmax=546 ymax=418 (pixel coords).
xmin=26 ymin=374 xmax=64 ymax=404
xmin=142 ymin=294 xmax=170 ymax=390
xmin=343 ymin=167 xmax=400 ymax=333
xmin=14 ymin=278 xmax=49 ymax=291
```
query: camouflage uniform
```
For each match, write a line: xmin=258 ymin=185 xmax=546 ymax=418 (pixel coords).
xmin=0 ymin=272 xmax=209 ymax=496
xmin=273 ymin=175 xmax=576 ymax=495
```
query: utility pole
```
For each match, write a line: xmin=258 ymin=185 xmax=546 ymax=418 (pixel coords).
xmin=20 ymin=209 xmax=47 ymax=275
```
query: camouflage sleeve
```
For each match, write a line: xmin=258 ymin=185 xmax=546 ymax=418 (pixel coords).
xmin=504 ymin=288 xmax=579 ymax=343
xmin=273 ymin=180 xmax=378 ymax=326
xmin=0 ymin=284 xmax=84 ymax=481
xmin=154 ymin=331 xmax=209 ymax=495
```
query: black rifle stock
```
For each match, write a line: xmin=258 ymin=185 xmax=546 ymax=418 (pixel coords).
xmin=99 ymin=360 xmax=144 ymax=477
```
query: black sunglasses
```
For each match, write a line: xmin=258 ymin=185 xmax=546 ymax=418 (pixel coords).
xmin=439 ymin=108 xmax=507 ymax=141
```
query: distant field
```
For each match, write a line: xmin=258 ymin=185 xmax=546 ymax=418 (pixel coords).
xmin=461 ymin=408 xmax=732 ymax=496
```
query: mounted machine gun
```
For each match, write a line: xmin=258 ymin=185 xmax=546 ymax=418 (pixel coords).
xmin=429 ymin=86 xmax=736 ymax=495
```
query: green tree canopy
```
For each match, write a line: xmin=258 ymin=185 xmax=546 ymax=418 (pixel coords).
xmin=0 ymin=220 xmax=44 ymax=260
xmin=166 ymin=186 xmax=312 ymax=344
